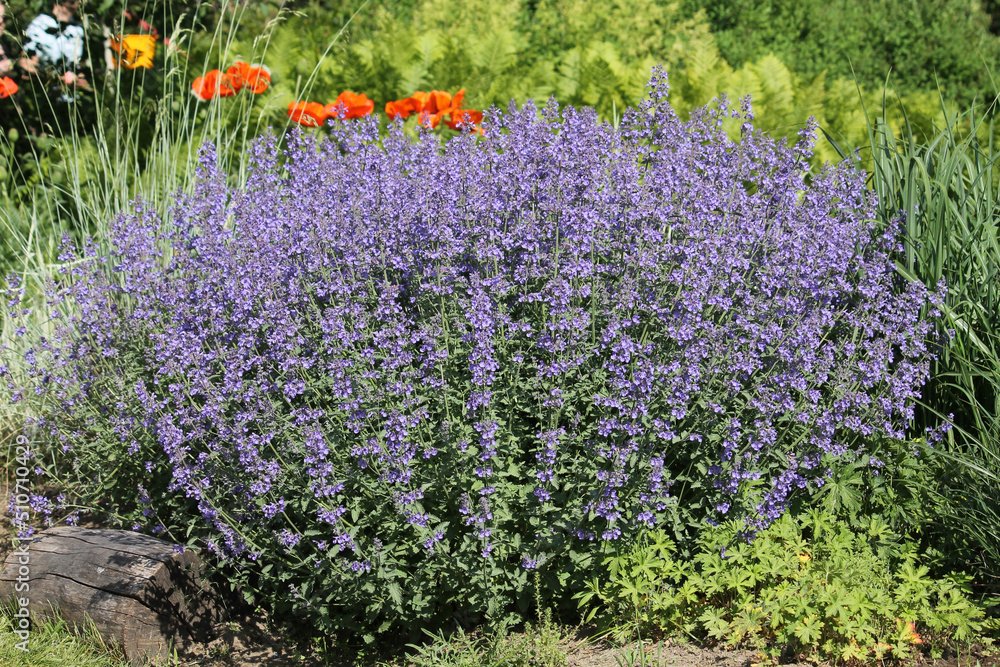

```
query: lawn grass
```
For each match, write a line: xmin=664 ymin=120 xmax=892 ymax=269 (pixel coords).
xmin=0 ymin=605 xmax=130 ymax=667
xmin=0 ymin=602 xmax=574 ymax=667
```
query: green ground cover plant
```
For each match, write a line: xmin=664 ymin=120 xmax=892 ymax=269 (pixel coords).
xmin=395 ymin=609 xmax=568 ymax=667
xmin=577 ymin=510 xmax=995 ymax=664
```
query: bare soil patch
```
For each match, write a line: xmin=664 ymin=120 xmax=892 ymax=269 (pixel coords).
xmin=565 ymin=639 xmax=764 ymax=667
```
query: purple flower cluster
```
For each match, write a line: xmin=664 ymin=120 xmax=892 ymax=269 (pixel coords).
xmin=3 ymin=70 xmax=936 ymax=634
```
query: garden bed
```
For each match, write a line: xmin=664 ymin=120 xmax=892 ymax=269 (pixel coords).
xmin=2 ymin=4 xmax=999 ymax=658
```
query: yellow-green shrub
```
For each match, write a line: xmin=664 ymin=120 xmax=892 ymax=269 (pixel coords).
xmin=577 ymin=511 xmax=995 ymax=663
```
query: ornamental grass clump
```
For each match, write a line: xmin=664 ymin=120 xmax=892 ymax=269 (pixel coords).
xmin=3 ymin=72 xmax=938 ymax=640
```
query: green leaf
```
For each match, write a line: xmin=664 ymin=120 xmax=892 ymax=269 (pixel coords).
xmin=792 ymin=614 xmax=824 ymax=646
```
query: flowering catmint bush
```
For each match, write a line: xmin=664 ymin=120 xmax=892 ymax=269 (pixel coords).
xmin=3 ymin=72 xmax=937 ymax=638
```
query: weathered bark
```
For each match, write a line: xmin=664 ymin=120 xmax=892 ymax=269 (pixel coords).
xmin=0 ymin=526 xmax=225 ymax=665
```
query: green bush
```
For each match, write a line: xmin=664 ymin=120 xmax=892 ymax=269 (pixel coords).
xmin=684 ymin=0 xmax=1000 ymax=106
xmin=577 ymin=510 xmax=995 ymax=663
xmin=5 ymin=74 xmax=940 ymax=645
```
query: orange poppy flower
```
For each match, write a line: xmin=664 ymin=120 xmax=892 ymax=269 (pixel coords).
xmin=418 ymin=90 xmax=459 ymax=128
xmin=325 ymin=91 xmax=374 ymax=120
xmin=386 ymin=91 xmax=435 ymax=121
xmin=226 ymin=61 xmax=271 ymax=95
xmin=110 ymin=34 xmax=156 ymax=70
xmin=385 ymin=96 xmax=421 ymax=120
xmin=446 ymin=109 xmax=484 ymax=132
xmin=386 ymin=89 xmax=466 ymax=128
xmin=0 ymin=76 xmax=18 ymax=99
xmin=287 ymin=101 xmax=328 ymax=127
xmin=422 ymin=89 xmax=483 ymax=132
xmin=426 ymin=90 xmax=453 ymax=112
xmin=385 ymin=98 xmax=412 ymax=119
xmin=191 ymin=69 xmax=237 ymax=101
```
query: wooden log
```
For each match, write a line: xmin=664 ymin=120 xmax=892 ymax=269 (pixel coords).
xmin=0 ymin=526 xmax=225 ymax=665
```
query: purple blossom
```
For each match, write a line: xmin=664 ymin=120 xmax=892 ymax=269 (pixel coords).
xmin=348 ymin=560 xmax=371 ymax=573
xmin=277 ymin=529 xmax=301 ymax=548
xmin=422 ymin=530 xmax=445 ymax=551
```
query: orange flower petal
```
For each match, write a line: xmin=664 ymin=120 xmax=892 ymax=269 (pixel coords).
xmin=217 ymin=73 xmax=238 ymax=97
xmin=112 ymin=34 xmax=156 ymax=70
xmin=426 ymin=90 xmax=452 ymax=114
xmin=410 ymin=91 xmax=431 ymax=109
xmin=387 ymin=89 xmax=469 ymax=128
xmin=326 ymin=91 xmax=374 ymax=119
xmin=225 ymin=62 xmax=270 ymax=94
xmin=288 ymin=101 xmax=328 ymax=127
xmin=385 ymin=100 xmax=403 ymax=119
xmin=446 ymin=108 xmax=483 ymax=131
xmin=244 ymin=65 xmax=271 ymax=94
xmin=191 ymin=69 xmax=237 ymax=101
xmin=225 ymin=61 xmax=250 ymax=92
xmin=418 ymin=110 xmax=445 ymax=128
xmin=190 ymin=72 xmax=215 ymax=101
xmin=385 ymin=96 xmax=421 ymax=120
xmin=126 ymin=35 xmax=156 ymax=69
xmin=0 ymin=76 xmax=18 ymax=98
